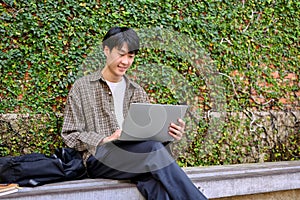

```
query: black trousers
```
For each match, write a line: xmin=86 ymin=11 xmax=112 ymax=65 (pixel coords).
xmin=86 ymin=141 xmax=207 ymax=200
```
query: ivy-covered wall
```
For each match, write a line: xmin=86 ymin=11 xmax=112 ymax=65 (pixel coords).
xmin=0 ymin=0 xmax=299 ymax=166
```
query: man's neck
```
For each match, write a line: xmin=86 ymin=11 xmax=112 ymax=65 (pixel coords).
xmin=101 ymin=68 xmax=123 ymax=83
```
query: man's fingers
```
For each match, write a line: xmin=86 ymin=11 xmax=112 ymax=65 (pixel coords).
xmin=178 ymin=118 xmax=186 ymax=130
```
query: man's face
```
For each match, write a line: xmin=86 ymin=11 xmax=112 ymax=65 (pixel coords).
xmin=104 ymin=43 xmax=135 ymax=78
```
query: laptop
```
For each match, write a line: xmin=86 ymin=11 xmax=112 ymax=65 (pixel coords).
xmin=119 ymin=103 xmax=188 ymax=142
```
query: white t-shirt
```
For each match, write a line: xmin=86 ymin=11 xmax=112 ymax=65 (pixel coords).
xmin=106 ymin=78 xmax=126 ymax=128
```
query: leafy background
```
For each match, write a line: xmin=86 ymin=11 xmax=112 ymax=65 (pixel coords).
xmin=0 ymin=0 xmax=299 ymax=166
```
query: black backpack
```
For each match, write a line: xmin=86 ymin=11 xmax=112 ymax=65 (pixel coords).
xmin=0 ymin=148 xmax=87 ymax=187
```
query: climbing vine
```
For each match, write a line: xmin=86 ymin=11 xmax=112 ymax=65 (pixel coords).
xmin=0 ymin=0 xmax=299 ymax=165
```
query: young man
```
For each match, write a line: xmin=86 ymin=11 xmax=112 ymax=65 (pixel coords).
xmin=61 ymin=27 xmax=207 ymax=200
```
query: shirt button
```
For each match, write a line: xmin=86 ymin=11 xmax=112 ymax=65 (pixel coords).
xmin=108 ymin=92 xmax=112 ymax=95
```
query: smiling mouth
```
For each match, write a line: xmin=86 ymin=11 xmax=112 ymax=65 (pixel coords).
xmin=118 ymin=67 xmax=128 ymax=72
xmin=118 ymin=66 xmax=127 ymax=70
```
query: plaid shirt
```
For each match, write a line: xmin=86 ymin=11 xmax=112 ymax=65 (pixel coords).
xmin=61 ymin=69 xmax=149 ymax=162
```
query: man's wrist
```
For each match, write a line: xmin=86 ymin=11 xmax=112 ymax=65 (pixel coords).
xmin=100 ymin=136 xmax=109 ymax=144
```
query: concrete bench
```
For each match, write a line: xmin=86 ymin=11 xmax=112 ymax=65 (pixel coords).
xmin=4 ymin=160 xmax=300 ymax=200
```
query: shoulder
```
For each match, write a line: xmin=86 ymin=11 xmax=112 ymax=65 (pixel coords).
xmin=125 ymin=76 xmax=144 ymax=91
xmin=69 ymin=71 xmax=101 ymax=98
xmin=73 ymin=75 xmax=90 ymax=87
xmin=125 ymin=76 xmax=149 ymax=102
xmin=72 ymin=70 xmax=100 ymax=89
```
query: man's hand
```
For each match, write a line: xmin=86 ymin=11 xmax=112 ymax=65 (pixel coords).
xmin=101 ymin=129 xmax=122 ymax=144
xmin=168 ymin=118 xmax=185 ymax=141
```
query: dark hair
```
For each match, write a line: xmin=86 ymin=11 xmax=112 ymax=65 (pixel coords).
xmin=102 ymin=27 xmax=140 ymax=54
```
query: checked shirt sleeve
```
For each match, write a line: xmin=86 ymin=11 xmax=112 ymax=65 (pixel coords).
xmin=61 ymin=82 xmax=105 ymax=152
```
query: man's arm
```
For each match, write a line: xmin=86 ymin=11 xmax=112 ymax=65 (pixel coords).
xmin=61 ymin=88 xmax=105 ymax=151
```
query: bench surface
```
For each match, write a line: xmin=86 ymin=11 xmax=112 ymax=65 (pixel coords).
xmin=4 ymin=160 xmax=300 ymax=200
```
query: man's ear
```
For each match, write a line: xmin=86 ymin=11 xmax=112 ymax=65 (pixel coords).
xmin=103 ymin=46 xmax=110 ymax=57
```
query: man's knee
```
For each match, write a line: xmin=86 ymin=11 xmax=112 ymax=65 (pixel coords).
xmin=142 ymin=141 xmax=165 ymax=152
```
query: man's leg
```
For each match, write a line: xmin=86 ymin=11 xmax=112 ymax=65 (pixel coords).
xmin=150 ymin=161 xmax=207 ymax=200
xmin=87 ymin=141 xmax=207 ymax=200
xmin=86 ymin=148 xmax=172 ymax=199
xmin=87 ymin=156 xmax=171 ymax=199
xmin=120 ymin=141 xmax=207 ymax=200
xmin=136 ymin=176 xmax=171 ymax=200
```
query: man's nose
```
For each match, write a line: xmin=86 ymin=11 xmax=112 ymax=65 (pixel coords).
xmin=121 ymin=56 xmax=129 ymax=65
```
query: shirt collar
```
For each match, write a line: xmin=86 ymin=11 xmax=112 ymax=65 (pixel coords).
xmin=89 ymin=69 xmax=140 ymax=89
